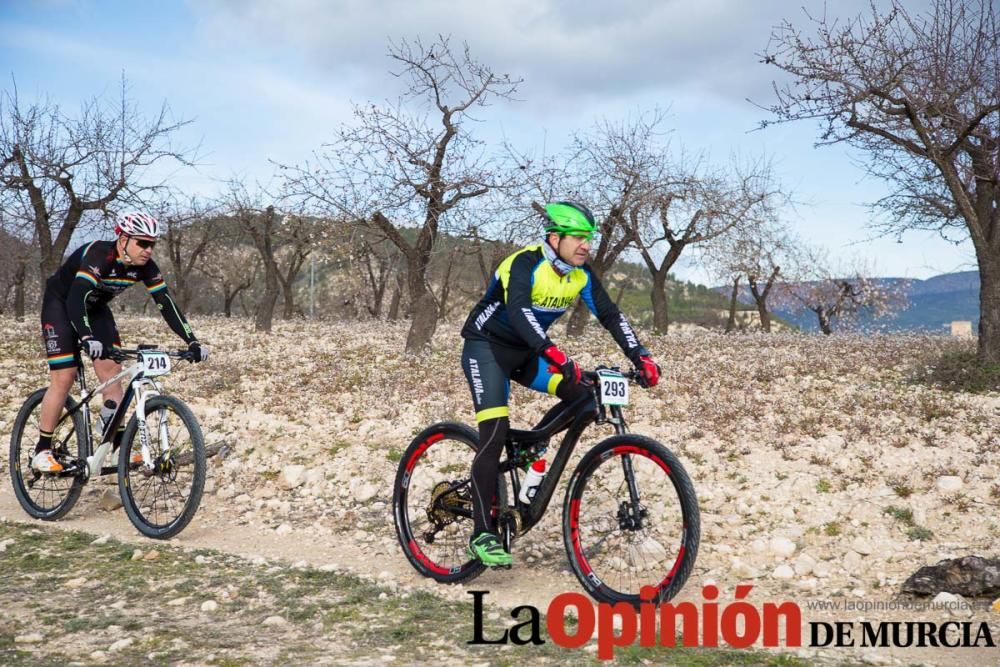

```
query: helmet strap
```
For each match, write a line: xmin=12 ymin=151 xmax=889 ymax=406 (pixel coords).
xmin=119 ymin=235 xmax=135 ymax=265
xmin=542 ymin=235 xmax=574 ymax=276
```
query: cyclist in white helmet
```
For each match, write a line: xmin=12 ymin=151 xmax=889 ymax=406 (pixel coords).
xmin=33 ymin=212 xmax=209 ymax=473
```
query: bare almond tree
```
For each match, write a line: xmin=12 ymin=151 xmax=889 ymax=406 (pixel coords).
xmin=222 ymin=181 xmax=281 ymax=331
xmin=195 ymin=223 xmax=260 ymax=319
xmin=282 ymin=36 xmax=522 ymax=352
xmin=705 ymin=219 xmax=795 ymax=332
xmin=761 ymin=0 xmax=1000 ymax=358
xmin=776 ymin=247 xmax=910 ymax=334
xmin=627 ymin=155 xmax=786 ymax=333
xmin=151 ymin=193 xmax=220 ymax=310
xmin=0 ymin=78 xmax=194 ymax=290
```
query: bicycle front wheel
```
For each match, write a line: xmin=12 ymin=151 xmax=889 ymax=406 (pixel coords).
xmin=118 ymin=395 xmax=206 ymax=539
xmin=9 ymin=388 xmax=88 ymax=520
xmin=563 ymin=434 xmax=700 ymax=607
xmin=393 ymin=422 xmax=508 ymax=584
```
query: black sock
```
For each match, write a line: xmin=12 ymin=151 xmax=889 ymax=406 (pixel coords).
xmin=36 ymin=431 xmax=54 ymax=455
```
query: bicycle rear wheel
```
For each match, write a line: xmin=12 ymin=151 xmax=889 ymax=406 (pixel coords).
xmin=563 ymin=434 xmax=700 ymax=606
xmin=393 ymin=422 xmax=508 ymax=584
xmin=118 ymin=395 xmax=206 ymax=539
xmin=9 ymin=388 xmax=88 ymax=520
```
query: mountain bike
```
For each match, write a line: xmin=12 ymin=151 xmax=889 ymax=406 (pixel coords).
xmin=9 ymin=345 xmax=206 ymax=539
xmin=393 ymin=365 xmax=700 ymax=607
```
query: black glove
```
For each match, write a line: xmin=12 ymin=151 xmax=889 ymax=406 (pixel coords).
xmin=81 ymin=337 xmax=104 ymax=360
xmin=188 ymin=340 xmax=209 ymax=363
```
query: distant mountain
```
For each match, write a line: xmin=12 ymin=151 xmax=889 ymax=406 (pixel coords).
xmin=717 ymin=271 xmax=980 ymax=333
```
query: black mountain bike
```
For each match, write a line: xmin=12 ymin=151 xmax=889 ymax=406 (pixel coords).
xmin=9 ymin=346 xmax=206 ymax=539
xmin=393 ymin=365 xmax=700 ymax=607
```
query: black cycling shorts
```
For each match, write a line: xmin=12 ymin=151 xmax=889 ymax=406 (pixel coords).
xmin=460 ymin=337 xmax=563 ymax=423
xmin=40 ymin=291 xmax=121 ymax=371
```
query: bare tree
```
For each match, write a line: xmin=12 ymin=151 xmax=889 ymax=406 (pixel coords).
xmin=627 ymin=155 xmax=786 ymax=333
xmin=704 ymin=218 xmax=794 ymax=332
xmin=761 ymin=0 xmax=1000 ymax=358
xmin=274 ymin=211 xmax=329 ymax=319
xmin=0 ymin=78 xmax=194 ymax=289
xmin=776 ymin=247 xmax=909 ymax=334
xmin=222 ymin=180 xmax=281 ymax=331
xmin=282 ymin=36 xmax=522 ymax=352
xmin=151 ymin=193 xmax=220 ymax=310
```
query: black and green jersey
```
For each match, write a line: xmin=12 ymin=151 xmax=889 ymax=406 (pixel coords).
xmin=460 ymin=243 xmax=643 ymax=358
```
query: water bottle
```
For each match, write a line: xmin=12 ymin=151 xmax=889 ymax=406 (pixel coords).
xmin=98 ymin=399 xmax=117 ymax=434
xmin=518 ymin=459 xmax=546 ymax=504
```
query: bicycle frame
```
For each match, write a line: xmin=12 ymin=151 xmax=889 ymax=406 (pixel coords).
xmin=57 ymin=353 xmax=165 ymax=478
xmin=500 ymin=372 xmax=632 ymax=537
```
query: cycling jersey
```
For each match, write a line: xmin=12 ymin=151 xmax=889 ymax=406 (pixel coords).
xmin=461 ymin=243 xmax=643 ymax=358
xmin=41 ymin=240 xmax=196 ymax=369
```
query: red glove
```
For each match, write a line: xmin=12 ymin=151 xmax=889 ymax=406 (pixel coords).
xmin=542 ymin=345 xmax=582 ymax=385
xmin=636 ymin=355 xmax=660 ymax=388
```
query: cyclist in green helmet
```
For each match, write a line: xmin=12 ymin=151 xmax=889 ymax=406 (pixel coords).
xmin=459 ymin=200 xmax=661 ymax=567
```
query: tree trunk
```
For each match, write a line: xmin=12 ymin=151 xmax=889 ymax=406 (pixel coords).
xmin=388 ymin=284 xmax=402 ymax=321
xmin=816 ymin=308 xmax=833 ymax=335
xmin=281 ymin=281 xmax=296 ymax=319
xmin=976 ymin=252 xmax=1000 ymax=363
xmin=403 ymin=250 xmax=439 ymax=353
xmin=14 ymin=259 xmax=27 ymax=321
xmin=565 ymin=300 xmax=590 ymax=336
xmin=243 ymin=206 xmax=281 ymax=332
xmin=650 ymin=270 xmax=669 ymax=334
xmin=223 ymin=287 xmax=234 ymax=318
xmin=726 ymin=276 xmax=739 ymax=333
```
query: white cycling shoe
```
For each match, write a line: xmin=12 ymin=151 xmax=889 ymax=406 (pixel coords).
xmin=31 ymin=449 xmax=64 ymax=473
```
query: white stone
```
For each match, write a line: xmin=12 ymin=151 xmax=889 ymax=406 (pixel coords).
xmin=843 ymin=550 xmax=863 ymax=571
xmin=66 ymin=577 xmax=88 ymax=588
xmin=280 ymin=465 xmax=306 ymax=489
xmin=166 ymin=597 xmax=188 ymax=606
xmin=936 ymin=476 xmax=963 ymax=492
xmin=772 ymin=564 xmax=795 ymax=579
xmin=769 ymin=537 xmax=797 ymax=558
xmin=793 ymin=553 xmax=816 ymax=576
xmin=275 ymin=523 xmax=292 ymax=536
xmin=263 ymin=615 xmax=287 ymax=626
xmin=201 ymin=600 xmax=219 ymax=612
xmin=14 ymin=633 xmax=43 ymax=644
xmin=933 ymin=591 xmax=958 ymax=605
xmin=98 ymin=490 xmax=123 ymax=511
xmin=356 ymin=483 xmax=379 ymax=503
xmin=91 ymin=534 xmax=111 ymax=546
xmin=109 ymin=638 xmax=134 ymax=652
xmin=812 ymin=561 xmax=832 ymax=578
xmin=850 ymin=538 xmax=874 ymax=556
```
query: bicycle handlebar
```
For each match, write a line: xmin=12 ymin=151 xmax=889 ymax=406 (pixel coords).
xmin=582 ymin=366 xmax=646 ymax=385
xmin=103 ymin=347 xmax=195 ymax=363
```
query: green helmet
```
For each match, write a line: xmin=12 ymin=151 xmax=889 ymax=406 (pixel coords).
xmin=543 ymin=201 xmax=597 ymax=239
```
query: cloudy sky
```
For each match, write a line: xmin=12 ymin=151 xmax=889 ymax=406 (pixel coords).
xmin=0 ymin=0 xmax=977 ymax=283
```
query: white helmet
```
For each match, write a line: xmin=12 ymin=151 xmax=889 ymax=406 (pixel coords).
xmin=115 ymin=212 xmax=161 ymax=238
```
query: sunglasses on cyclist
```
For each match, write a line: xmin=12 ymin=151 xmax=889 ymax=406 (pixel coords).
xmin=130 ymin=237 xmax=156 ymax=249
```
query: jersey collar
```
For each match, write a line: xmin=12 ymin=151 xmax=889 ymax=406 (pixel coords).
xmin=541 ymin=238 xmax=574 ymax=277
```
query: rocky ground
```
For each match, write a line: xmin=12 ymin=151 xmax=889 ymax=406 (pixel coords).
xmin=2 ymin=315 xmax=1000 ymax=665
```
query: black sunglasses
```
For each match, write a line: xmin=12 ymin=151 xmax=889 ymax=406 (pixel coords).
xmin=130 ymin=237 xmax=156 ymax=249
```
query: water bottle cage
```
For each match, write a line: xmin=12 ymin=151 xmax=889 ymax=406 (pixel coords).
xmin=513 ymin=444 xmax=548 ymax=469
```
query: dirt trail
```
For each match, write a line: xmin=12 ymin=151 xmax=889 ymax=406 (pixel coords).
xmin=3 ymin=483 xmax=996 ymax=667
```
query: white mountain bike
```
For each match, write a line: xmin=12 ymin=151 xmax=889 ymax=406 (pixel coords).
xmin=9 ymin=345 xmax=206 ymax=539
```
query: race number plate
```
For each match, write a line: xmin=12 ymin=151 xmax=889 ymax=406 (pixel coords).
xmin=139 ymin=351 xmax=171 ymax=377
xmin=598 ymin=370 xmax=629 ymax=406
